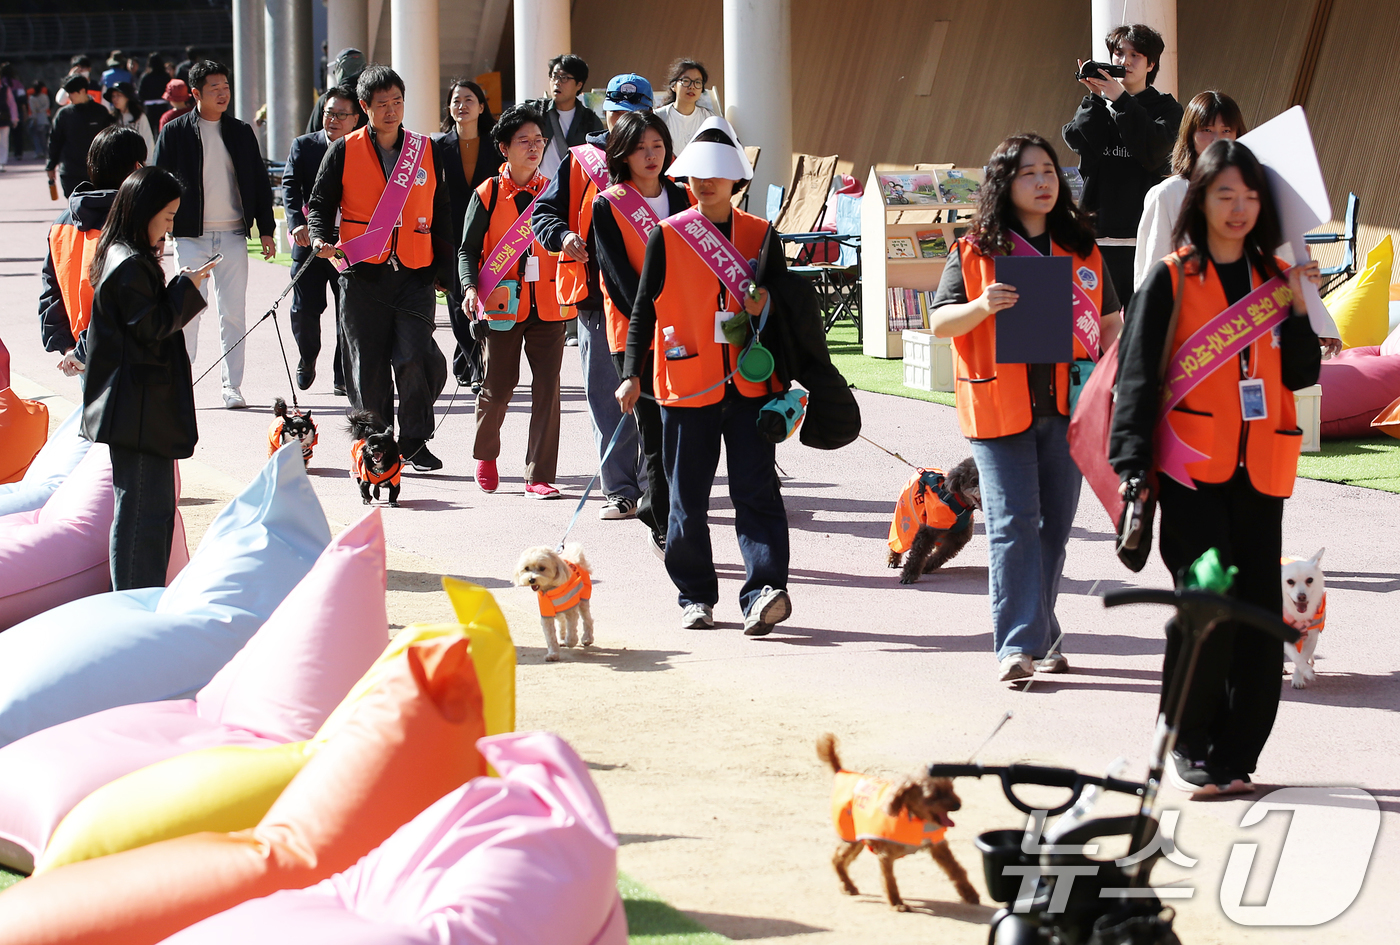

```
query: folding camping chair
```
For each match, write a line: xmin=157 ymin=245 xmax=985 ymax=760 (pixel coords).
xmin=1304 ymin=192 xmax=1360 ymax=297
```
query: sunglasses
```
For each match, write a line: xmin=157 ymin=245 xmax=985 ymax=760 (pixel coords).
xmin=606 ymin=89 xmax=650 ymax=106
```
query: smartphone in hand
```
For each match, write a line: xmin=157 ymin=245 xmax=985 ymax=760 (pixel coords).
xmin=205 ymin=253 xmax=225 ymax=267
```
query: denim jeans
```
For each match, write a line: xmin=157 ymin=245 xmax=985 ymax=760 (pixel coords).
xmin=174 ymin=229 xmax=250 ymax=391
xmin=661 ymin=388 xmax=789 ymax=615
xmin=968 ymin=415 xmax=1082 ymax=660
xmin=577 ymin=308 xmax=642 ymax=500
xmin=109 ymin=445 xmax=176 ymax=591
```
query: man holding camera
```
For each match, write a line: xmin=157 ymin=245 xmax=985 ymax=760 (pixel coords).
xmin=1062 ymin=23 xmax=1182 ymax=308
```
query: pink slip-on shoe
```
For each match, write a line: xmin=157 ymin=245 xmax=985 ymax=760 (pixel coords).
xmin=475 ymin=460 xmax=499 ymax=493
xmin=524 ymin=482 xmax=561 ymax=499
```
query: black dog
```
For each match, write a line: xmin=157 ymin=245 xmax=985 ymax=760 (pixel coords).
xmin=886 ymin=458 xmax=980 ymax=584
xmin=346 ymin=410 xmax=403 ymax=507
xmin=268 ymin=397 xmax=317 ymax=466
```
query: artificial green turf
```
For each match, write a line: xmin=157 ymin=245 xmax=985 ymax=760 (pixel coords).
xmin=1296 ymin=436 xmax=1400 ymax=493
xmin=826 ymin=322 xmax=956 ymax=407
xmin=620 ymin=873 xmax=732 ymax=944
xmin=0 ymin=865 xmax=21 ymax=891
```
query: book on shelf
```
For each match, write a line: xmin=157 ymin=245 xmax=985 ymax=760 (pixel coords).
xmin=935 ymin=167 xmax=985 ymax=204
xmin=877 ymin=172 xmax=941 ymax=206
xmin=916 ymin=228 xmax=949 ymax=258
xmin=886 ymin=237 xmax=918 ymax=259
xmin=885 ymin=287 xmax=939 ymax=332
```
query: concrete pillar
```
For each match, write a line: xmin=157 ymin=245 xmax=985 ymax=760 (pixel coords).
xmin=1092 ymin=0 xmax=1177 ymax=99
xmin=724 ymin=0 xmax=792 ymax=204
xmin=392 ymin=0 xmax=441 ymax=134
xmin=325 ymin=0 xmax=368 ymax=66
xmin=513 ymin=0 xmax=570 ymax=105
xmin=233 ymin=0 xmax=266 ymax=133
xmin=265 ymin=0 xmax=314 ymax=163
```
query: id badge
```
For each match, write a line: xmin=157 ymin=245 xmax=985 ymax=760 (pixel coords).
xmin=715 ymin=310 xmax=735 ymax=344
xmin=1239 ymin=377 xmax=1267 ymax=421
xmin=524 ymin=255 xmax=540 ymax=283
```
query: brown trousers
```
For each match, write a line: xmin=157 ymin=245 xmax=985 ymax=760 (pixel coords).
xmin=473 ymin=312 xmax=567 ymax=483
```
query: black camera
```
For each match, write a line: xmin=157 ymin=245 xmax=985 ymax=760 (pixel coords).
xmin=1076 ymin=60 xmax=1127 ymax=80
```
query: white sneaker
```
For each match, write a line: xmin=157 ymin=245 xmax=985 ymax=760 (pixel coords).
xmin=998 ymin=653 xmax=1034 ymax=682
xmin=599 ymin=494 xmax=638 ymax=520
xmin=222 ymin=387 xmax=248 ymax=409
xmin=743 ymin=586 xmax=791 ymax=637
xmin=1035 ymin=652 xmax=1070 ymax=674
xmin=680 ymin=603 xmax=714 ymax=629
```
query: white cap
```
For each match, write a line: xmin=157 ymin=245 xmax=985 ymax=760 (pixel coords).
xmin=667 ymin=116 xmax=753 ymax=181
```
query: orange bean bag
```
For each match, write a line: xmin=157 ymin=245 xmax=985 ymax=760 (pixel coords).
xmin=0 ymin=635 xmax=486 ymax=945
xmin=0 ymin=389 xmax=49 ymax=485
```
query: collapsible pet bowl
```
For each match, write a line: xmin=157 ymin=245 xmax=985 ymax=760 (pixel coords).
xmin=485 ymin=280 xmax=520 ymax=331
xmin=975 ymin=828 xmax=1036 ymax=903
xmin=737 ymin=343 xmax=774 ymax=383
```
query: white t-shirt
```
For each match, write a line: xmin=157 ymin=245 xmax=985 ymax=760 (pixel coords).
xmin=655 ymin=102 xmax=717 ymax=153
xmin=199 ymin=117 xmax=244 ymax=231
xmin=542 ymin=105 xmax=577 ymax=180
xmin=1133 ymin=175 xmax=1188 ymax=290
xmin=643 ymin=192 xmax=670 ymax=223
xmin=556 ymin=105 xmax=576 ymax=137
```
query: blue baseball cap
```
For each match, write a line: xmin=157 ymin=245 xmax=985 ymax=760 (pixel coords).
xmin=604 ymin=73 xmax=654 ymax=112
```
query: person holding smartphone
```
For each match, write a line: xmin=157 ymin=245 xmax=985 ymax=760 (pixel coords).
xmin=1062 ymin=23 xmax=1182 ymax=309
xmin=81 ymin=165 xmax=216 ymax=590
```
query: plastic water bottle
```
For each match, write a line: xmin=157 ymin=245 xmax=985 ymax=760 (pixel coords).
xmin=663 ymin=326 xmax=688 ymax=360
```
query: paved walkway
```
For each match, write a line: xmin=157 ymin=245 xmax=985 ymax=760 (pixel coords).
xmin=2 ymin=160 xmax=1396 ymax=942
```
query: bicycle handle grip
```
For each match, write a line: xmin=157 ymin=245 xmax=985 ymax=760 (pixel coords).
xmin=927 ymin=763 xmax=985 ymax=778
xmin=1103 ymin=588 xmax=1179 ymax=609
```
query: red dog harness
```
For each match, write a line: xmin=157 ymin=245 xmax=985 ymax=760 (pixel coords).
xmin=535 ymin=561 xmax=592 ymax=618
xmin=350 ymin=439 xmax=402 ymax=487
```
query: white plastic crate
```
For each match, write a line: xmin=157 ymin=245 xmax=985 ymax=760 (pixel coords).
xmin=902 ymin=330 xmax=954 ymax=392
xmin=1294 ymin=384 xmax=1321 ymax=452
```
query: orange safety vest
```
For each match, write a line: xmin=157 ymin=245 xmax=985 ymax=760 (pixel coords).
xmin=338 ymin=126 xmax=437 ymax=269
xmin=887 ymin=467 xmax=975 ymax=554
xmin=267 ymin=417 xmax=318 ymax=460
xmin=48 ymin=220 xmax=101 ymax=342
xmin=651 ymin=208 xmax=782 ymax=407
xmin=535 ymin=560 xmax=592 ymax=617
xmin=952 ymin=238 xmax=1104 ymax=439
xmin=598 ymin=182 xmax=653 ymax=354
xmin=831 ymin=771 xmax=948 ymax=849
xmin=350 ymin=440 xmax=403 ymax=487
xmin=475 ymin=175 xmax=564 ymax=322
xmin=1160 ymin=252 xmax=1300 ymax=497
xmin=555 ymin=151 xmax=600 ymax=307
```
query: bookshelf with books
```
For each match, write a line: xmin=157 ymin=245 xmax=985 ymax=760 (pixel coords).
xmin=861 ymin=165 xmax=981 ymax=358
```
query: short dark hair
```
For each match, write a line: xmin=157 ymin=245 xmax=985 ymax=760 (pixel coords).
xmin=664 ymin=58 xmax=708 ymax=104
xmin=970 ymin=132 xmax=1098 ymax=258
xmin=1105 ymin=23 xmax=1165 ymax=85
xmin=441 ymin=77 xmax=495 ymax=136
xmin=90 ymin=166 xmax=184 ymax=285
xmin=492 ymin=103 xmax=544 ymax=149
xmin=547 ymin=53 xmax=588 ymax=86
xmin=324 ymin=84 xmax=358 ymax=107
xmin=87 ymin=126 xmax=147 ymax=189
xmin=184 ymin=47 xmax=200 ymax=60
xmin=356 ymin=64 xmax=405 ymax=105
xmin=606 ymin=111 xmax=674 ymax=184
xmin=188 ymin=60 xmax=229 ymax=93
xmin=71 ymin=55 xmax=91 ymax=69
xmin=1172 ymin=91 xmax=1246 ymax=177
xmin=1172 ymin=139 xmax=1284 ymax=281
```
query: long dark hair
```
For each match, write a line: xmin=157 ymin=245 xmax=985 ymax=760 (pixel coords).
xmin=89 ymin=166 xmax=184 ymax=284
xmin=111 ymin=82 xmax=144 ymax=120
xmin=970 ymin=133 xmax=1096 ymax=258
xmin=1171 ymin=91 xmax=1246 ymax=177
xmin=662 ymin=58 xmax=708 ymax=106
xmin=1172 ymin=139 xmax=1283 ymax=280
xmin=440 ymin=77 xmax=495 ymax=138
xmin=605 ymin=111 xmax=674 ymax=184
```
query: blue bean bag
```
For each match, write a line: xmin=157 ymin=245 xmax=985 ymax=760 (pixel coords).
xmin=0 ymin=409 xmax=92 ymax=518
xmin=0 ymin=445 xmax=331 ymax=748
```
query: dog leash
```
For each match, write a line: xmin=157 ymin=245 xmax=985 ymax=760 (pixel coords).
xmin=858 ymin=433 xmax=918 ymax=470
xmin=399 ymin=375 xmax=463 ymax=467
xmin=555 ymin=415 xmax=631 ymax=551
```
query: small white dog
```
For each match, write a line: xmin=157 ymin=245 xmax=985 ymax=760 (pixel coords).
xmin=1281 ymin=548 xmax=1326 ymax=689
xmin=513 ymin=544 xmax=595 ymax=662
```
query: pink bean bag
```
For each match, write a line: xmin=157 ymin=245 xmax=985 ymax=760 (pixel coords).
xmin=0 ymin=510 xmax=389 ymax=875
xmin=0 ymin=447 xmax=190 ymax=631
xmin=162 ymin=732 xmax=627 ymax=945
xmin=1319 ymin=346 xmax=1400 ymax=439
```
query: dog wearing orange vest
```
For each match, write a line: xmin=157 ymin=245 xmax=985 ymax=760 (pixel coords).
xmin=817 ymin=733 xmax=979 ymax=910
xmin=886 ymin=457 xmax=981 ymax=585
xmin=1282 ymin=548 xmax=1326 ymax=689
xmin=347 ymin=409 xmax=403 ymax=508
xmin=267 ymin=397 xmax=318 ymax=467
xmin=513 ymin=543 xmax=594 ymax=662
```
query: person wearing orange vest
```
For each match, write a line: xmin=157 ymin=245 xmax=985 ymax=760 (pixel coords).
xmin=594 ymin=110 xmax=692 ymax=555
xmin=457 ymin=104 xmax=571 ymax=499
xmin=1110 ymin=140 xmax=1321 ymax=796
xmin=929 ymin=133 xmax=1123 ymax=684
xmin=38 ymin=125 xmax=146 ymax=377
xmin=309 ymin=65 xmax=452 ymax=472
xmin=616 ymin=118 xmax=792 ymax=636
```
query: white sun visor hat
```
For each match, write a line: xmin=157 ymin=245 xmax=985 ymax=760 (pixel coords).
xmin=667 ymin=116 xmax=753 ymax=181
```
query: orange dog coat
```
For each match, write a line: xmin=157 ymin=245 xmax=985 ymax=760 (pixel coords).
xmin=887 ymin=468 xmax=975 ymax=554
xmin=267 ymin=416 xmax=318 ymax=461
xmin=535 ymin=560 xmax=592 ymax=618
xmin=351 ymin=439 xmax=402 ymax=487
xmin=831 ymin=770 xmax=948 ymax=849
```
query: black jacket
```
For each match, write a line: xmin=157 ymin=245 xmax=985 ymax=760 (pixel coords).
xmin=532 ymin=130 xmax=609 ymax=310
xmin=282 ymin=130 xmax=330 ymax=263
xmin=152 ymin=109 xmax=276 ymax=239
xmin=591 ymin=178 xmax=691 ymax=319
xmin=39 ymin=183 xmax=118 ymax=355
xmin=46 ymin=100 xmax=114 ymax=178
xmin=763 ymin=270 xmax=862 ymax=450
xmin=1062 ymin=87 xmax=1183 ymax=239
xmin=81 ymin=244 xmax=205 ymax=458
xmin=432 ymin=127 xmax=505 ymax=284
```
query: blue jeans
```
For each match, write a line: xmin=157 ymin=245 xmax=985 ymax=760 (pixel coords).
xmin=577 ymin=308 xmax=642 ymax=500
xmin=968 ymin=416 xmax=1082 ymax=660
xmin=661 ymin=388 xmax=789 ymax=615
xmin=109 ymin=445 xmax=177 ymax=591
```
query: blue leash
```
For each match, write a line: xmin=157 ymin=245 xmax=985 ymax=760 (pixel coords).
xmin=555 ymin=415 xmax=631 ymax=551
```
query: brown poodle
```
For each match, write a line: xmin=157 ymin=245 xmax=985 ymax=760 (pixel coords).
xmin=817 ymin=733 xmax=979 ymax=910
xmin=886 ymin=457 xmax=981 ymax=585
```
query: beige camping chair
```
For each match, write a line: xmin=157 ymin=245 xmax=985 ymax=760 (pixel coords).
xmin=774 ymin=154 xmax=839 ymax=257
xmin=732 ymin=146 xmax=762 ymax=209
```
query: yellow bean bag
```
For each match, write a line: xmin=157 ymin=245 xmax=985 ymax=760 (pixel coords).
xmin=35 ymin=580 xmax=514 ymax=873
xmin=1327 ymin=235 xmax=1393 ymax=349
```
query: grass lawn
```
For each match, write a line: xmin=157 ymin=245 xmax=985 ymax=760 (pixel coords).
xmin=825 ymin=322 xmax=955 ymax=407
xmin=0 ymin=865 xmax=19 ymax=891
xmin=1296 ymin=436 xmax=1400 ymax=493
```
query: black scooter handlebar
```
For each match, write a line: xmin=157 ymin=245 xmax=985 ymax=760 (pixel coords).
xmin=926 ymin=763 xmax=1145 ymax=815
xmin=1103 ymin=587 xmax=1300 ymax=644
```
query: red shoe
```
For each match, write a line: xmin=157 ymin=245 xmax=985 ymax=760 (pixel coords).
xmin=525 ymin=481 xmax=561 ymax=499
xmin=475 ymin=460 xmax=499 ymax=493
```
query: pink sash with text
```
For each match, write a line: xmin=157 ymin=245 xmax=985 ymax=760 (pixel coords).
xmin=665 ymin=207 xmax=755 ymax=303
xmin=335 ymin=129 xmax=428 ymax=272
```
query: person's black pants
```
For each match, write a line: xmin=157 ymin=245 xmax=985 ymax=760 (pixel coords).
xmin=445 ymin=283 xmax=484 ymax=386
xmin=1098 ymin=244 xmax=1136 ymax=311
xmin=59 ymin=174 xmax=84 ymax=198
xmin=289 ymin=252 xmax=344 ymax=388
xmin=108 ymin=445 xmax=176 ymax=591
xmin=1157 ymin=469 xmax=1284 ymax=780
xmin=338 ymin=265 xmax=448 ymax=442
xmin=615 ymin=351 xmax=668 ymax=540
